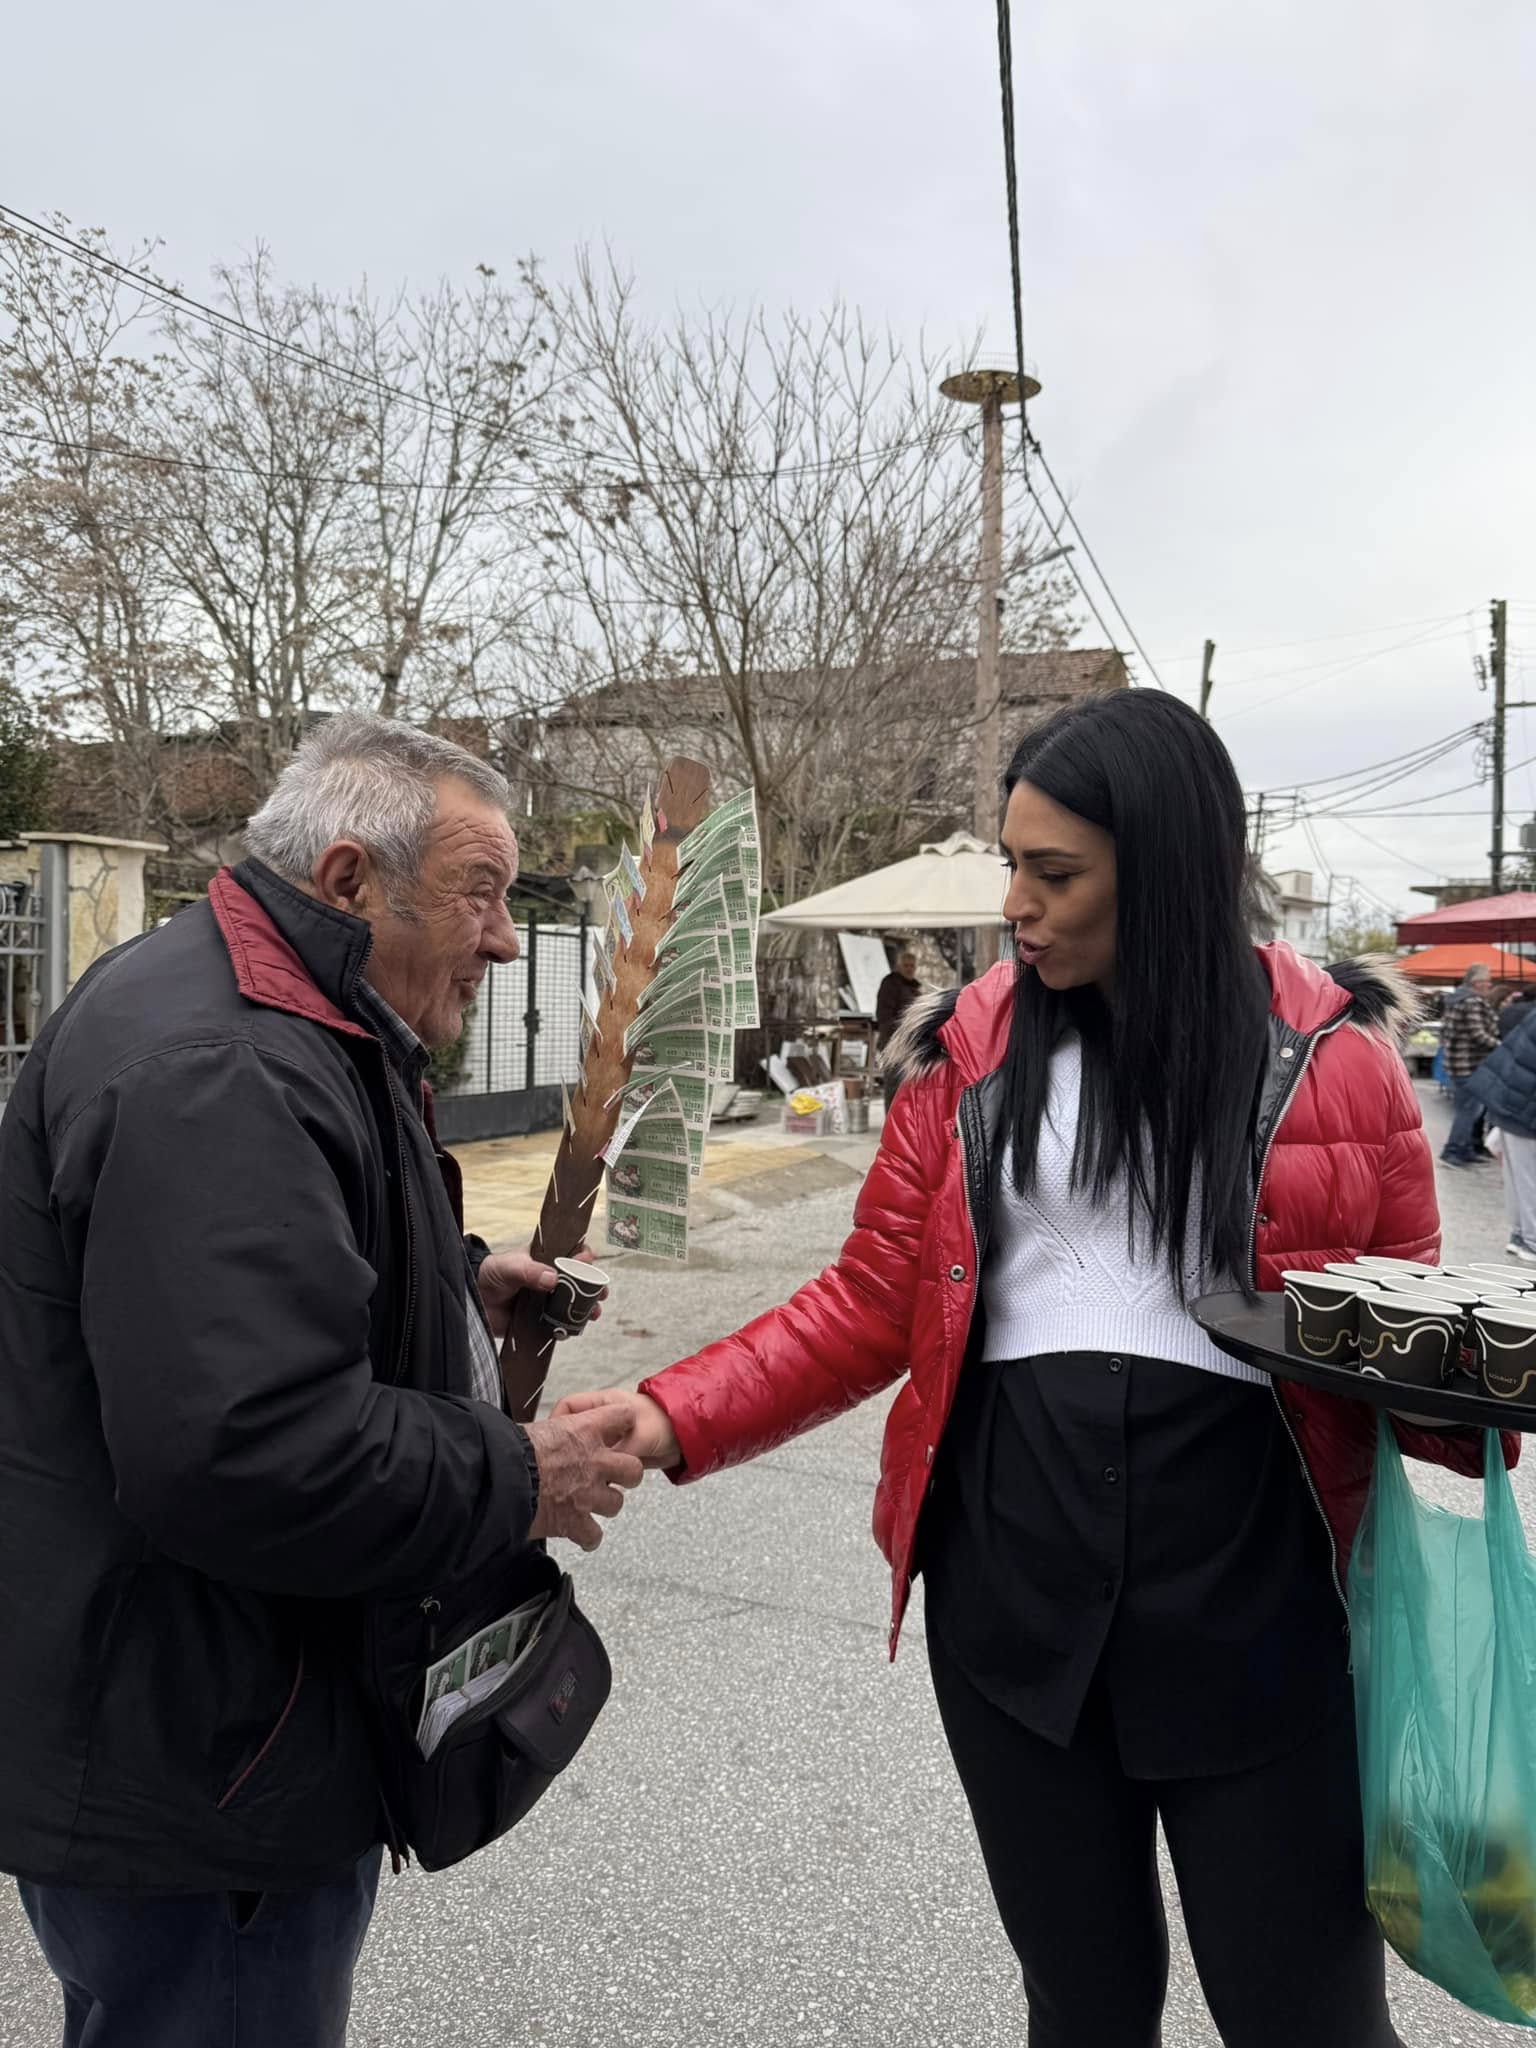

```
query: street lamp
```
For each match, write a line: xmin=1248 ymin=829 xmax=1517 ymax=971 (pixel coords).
xmin=941 ymin=360 xmax=1042 ymax=971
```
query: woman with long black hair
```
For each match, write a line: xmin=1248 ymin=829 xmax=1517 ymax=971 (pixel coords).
xmin=559 ymin=690 xmax=1506 ymax=2047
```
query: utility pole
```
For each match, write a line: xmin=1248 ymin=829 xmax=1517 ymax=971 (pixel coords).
xmin=976 ymin=387 xmax=1004 ymax=852
xmin=1199 ymin=639 xmax=1217 ymax=721
xmin=1491 ymin=598 xmax=1509 ymax=893
xmin=939 ymin=360 xmax=1041 ymax=973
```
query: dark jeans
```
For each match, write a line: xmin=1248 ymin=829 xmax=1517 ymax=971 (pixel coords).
xmin=1443 ymin=1074 xmax=1484 ymax=1162
xmin=18 ymin=1849 xmax=382 ymax=2048
xmin=930 ymin=1638 xmax=1400 ymax=2048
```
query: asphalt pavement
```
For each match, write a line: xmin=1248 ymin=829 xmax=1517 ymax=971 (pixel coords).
xmin=2 ymin=1082 xmax=1532 ymax=2046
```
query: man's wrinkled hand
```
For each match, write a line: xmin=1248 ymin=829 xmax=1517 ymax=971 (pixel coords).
xmin=477 ymin=1244 xmax=607 ymax=1339
xmin=524 ymin=1407 xmax=644 ymax=1551
xmin=550 ymin=1387 xmax=682 ymax=1472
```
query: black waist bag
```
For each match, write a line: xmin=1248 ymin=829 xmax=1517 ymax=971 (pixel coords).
xmin=367 ymin=1550 xmax=611 ymax=1873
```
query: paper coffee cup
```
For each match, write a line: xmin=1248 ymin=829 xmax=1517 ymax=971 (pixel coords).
xmin=1357 ymin=1292 xmax=1460 ymax=1388
xmin=1282 ymin=1271 xmax=1378 ymax=1366
xmin=542 ymin=1257 xmax=611 ymax=1341
xmin=1472 ymin=1303 xmax=1536 ymax=1402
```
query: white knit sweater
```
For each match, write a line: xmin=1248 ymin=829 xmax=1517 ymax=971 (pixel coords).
xmin=980 ymin=1035 xmax=1268 ymax=1384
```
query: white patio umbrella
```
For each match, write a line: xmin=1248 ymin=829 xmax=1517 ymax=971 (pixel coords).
xmin=764 ymin=832 xmax=1006 ymax=931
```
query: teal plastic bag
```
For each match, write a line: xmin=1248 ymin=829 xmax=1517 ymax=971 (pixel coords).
xmin=1349 ymin=1418 xmax=1536 ymax=2024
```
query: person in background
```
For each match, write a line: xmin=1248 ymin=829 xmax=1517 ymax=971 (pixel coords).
xmin=1440 ymin=962 xmax=1501 ymax=1166
xmin=558 ymin=690 xmax=1511 ymax=2048
xmin=1466 ymin=1002 xmax=1536 ymax=1263
xmin=876 ymin=945 xmax=923 ymax=1109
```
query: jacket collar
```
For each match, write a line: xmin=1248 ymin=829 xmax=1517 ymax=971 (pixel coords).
xmin=885 ymin=939 xmax=1404 ymax=1091
xmin=209 ymin=861 xmax=374 ymax=1041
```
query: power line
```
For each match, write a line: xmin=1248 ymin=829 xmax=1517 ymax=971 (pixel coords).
xmin=0 ymin=203 xmax=971 ymax=489
xmin=1273 ymin=724 xmax=1480 ymax=792
xmin=995 ymin=0 xmax=1030 ymax=483
xmin=1196 ymin=624 xmax=1470 ymax=695
xmin=1149 ymin=611 xmax=1469 ymax=665
xmin=1217 ymin=622 xmax=1470 ymax=721
xmin=1024 ymin=434 xmax=1168 ymax=688
xmin=1309 ymin=811 xmax=1447 ymax=877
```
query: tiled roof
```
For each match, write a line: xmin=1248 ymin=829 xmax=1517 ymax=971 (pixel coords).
xmin=546 ymin=649 xmax=1129 ymax=727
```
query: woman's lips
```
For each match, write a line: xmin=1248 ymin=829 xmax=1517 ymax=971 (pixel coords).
xmin=1015 ymin=938 xmax=1050 ymax=967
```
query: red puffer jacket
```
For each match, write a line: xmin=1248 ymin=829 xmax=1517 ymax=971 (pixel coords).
xmin=641 ymin=945 xmax=1518 ymax=1655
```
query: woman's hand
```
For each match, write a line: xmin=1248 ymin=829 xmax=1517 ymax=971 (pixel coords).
xmin=551 ymin=1387 xmax=682 ymax=1471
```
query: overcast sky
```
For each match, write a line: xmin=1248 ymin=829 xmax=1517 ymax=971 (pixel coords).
xmin=8 ymin=0 xmax=1535 ymax=922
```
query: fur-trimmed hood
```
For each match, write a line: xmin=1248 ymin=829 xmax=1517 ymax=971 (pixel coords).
xmin=882 ymin=944 xmax=1423 ymax=1089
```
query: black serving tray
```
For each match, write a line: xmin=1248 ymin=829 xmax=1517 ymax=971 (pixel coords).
xmin=1193 ymin=1291 xmax=1536 ymax=1432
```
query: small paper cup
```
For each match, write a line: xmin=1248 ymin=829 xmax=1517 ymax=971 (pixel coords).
xmin=542 ymin=1257 xmax=611 ymax=1340
xmin=1462 ymin=1264 xmax=1536 ymax=1294
xmin=1471 ymin=1303 xmax=1536 ymax=1402
xmin=1357 ymin=1292 xmax=1460 ymax=1388
xmin=1353 ymin=1258 xmax=1442 ymax=1282
xmin=1281 ymin=1271 xmax=1377 ymax=1367
xmin=1323 ymin=1264 xmax=1385 ymax=1286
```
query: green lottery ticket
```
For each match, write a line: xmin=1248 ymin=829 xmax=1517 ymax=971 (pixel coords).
xmin=646 ymin=932 xmax=727 ymax=1008
xmin=606 ymin=1151 xmax=689 ymax=1213
xmin=606 ymin=1195 xmax=688 ymax=1262
xmin=602 ymin=1076 xmax=682 ymax=1169
xmin=676 ymin=830 xmax=751 ymax=901
xmin=624 ymin=1068 xmax=709 ymax=1174
xmin=626 ymin=1099 xmax=691 ymax=1163
xmin=604 ymin=888 xmax=633 ymax=956
xmin=668 ymin=878 xmax=729 ymax=949
xmin=626 ymin=981 xmax=707 ymax=1049
xmin=616 ymin=843 xmax=645 ymax=904
xmin=625 ymin=1023 xmax=710 ymax=1078
xmin=593 ymin=929 xmax=616 ymax=993
xmin=680 ymin=789 xmax=757 ymax=867
xmin=640 ymin=796 xmax=656 ymax=852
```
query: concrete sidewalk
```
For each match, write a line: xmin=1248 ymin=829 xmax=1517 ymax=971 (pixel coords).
xmin=456 ymin=1106 xmax=883 ymax=1251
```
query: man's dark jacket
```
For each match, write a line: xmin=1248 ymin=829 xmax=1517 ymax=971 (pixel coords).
xmin=1468 ymin=1004 xmax=1536 ymax=1142
xmin=0 ymin=862 xmax=537 ymax=1893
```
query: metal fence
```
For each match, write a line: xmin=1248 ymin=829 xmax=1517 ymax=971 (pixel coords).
xmin=435 ymin=915 xmax=589 ymax=1142
xmin=1 ymin=877 xmax=46 ymax=1103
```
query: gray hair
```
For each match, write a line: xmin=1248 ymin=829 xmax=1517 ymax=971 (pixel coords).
xmin=244 ymin=711 xmax=511 ymax=890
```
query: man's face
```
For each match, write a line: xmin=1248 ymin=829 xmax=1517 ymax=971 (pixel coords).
xmin=336 ymin=778 xmax=520 ymax=1047
xmin=898 ymin=952 xmax=917 ymax=978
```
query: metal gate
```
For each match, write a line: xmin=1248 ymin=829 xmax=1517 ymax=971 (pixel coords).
xmin=433 ymin=914 xmax=591 ymax=1144
xmin=1 ymin=876 xmax=46 ymax=1103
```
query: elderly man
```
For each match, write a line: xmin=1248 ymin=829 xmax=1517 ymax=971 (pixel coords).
xmin=1440 ymin=961 xmax=1501 ymax=1167
xmin=0 ymin=714 xmax=641 ymax=2047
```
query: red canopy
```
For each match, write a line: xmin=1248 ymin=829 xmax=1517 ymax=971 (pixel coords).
xmin=1396 ymin=942 xmax=1535 ymax=984
xmin=1396 ymin=891 xmax=1536 ymax=947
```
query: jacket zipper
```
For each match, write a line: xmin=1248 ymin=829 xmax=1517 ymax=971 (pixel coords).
xmin=217 ymin=1650 xmax=306 ymax=1810
xmin=379 ymin=1068 xmax=419 ymax=1387
xmin=1247 ymin=1016 xmax=1354 ymax=1616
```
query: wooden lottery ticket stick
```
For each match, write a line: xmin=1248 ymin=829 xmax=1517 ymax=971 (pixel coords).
xmin=498 ymin=756 xmax=713 ymax=1420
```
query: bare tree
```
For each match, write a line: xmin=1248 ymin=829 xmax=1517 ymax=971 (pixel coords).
xmin=520 ymin=256 xmax=1076 ymax=906
xmin=0 ymin=216 xmax=193 ymax=836
xmin=0 ymin=215 xmax=563 ymax=834
xmin=335 ymin=263 xmax=561 ymax=720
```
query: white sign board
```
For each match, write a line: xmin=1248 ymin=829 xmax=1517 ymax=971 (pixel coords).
xmin=838 ymin=932 xmax=891 ymax=1019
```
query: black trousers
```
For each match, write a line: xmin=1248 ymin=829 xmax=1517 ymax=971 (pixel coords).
xmin=17 ymin=1849 xmax=381 ymax=2048
xmin=930 ymin=1635 xmax=1401 ymax=2048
